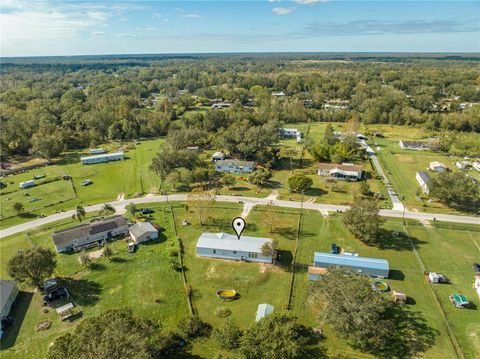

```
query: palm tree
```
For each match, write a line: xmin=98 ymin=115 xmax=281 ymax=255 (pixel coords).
xmin=72 ymin=205 xmax=86 ymax=222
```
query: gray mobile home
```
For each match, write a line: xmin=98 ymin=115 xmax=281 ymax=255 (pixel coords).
xmin=215 ymin=160 xmax=255 ymax=173
xmin=80 ymin=152 xmax=124 ymax=165
xmin=311 ymin=252 xmax=389 ymax=278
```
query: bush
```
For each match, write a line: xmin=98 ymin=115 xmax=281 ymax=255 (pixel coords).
xmin=212 ymin=320 xmax=242 ymax=350
xmin=149 ymin=331 xmax=182 ymax=356
xmin=214 ymin=307 xmax=231 ymax=318
xmin=177 ymin=316 xmax=211 ymax=338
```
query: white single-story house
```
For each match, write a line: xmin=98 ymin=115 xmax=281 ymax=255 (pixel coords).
xmin=255 ymin=303 xmax=274 ymax=322
xmin=317 ymin=163 xmax=365 ymax=181
xmin=456 ymin=161 xmax=472 ymax=170
xmin=52 ymin=215 xmax=128 ymax=252
xmin=399 ymin=140 xmax=440 ymax=151
xmin=196 ymin=232 xmax=273 ymax=263
xmin=429 ymin=161 xmax=448 ymax=172
xmin=211 ymin=152 xmax=226 ymax=162
xmin=279 ymin=128 xmax=300 ymax=138
xmin=271 ymin=91 xmax=285 ymax=97
xmin=0 ymin=280 xmax=18 ymax=338
xmin=19 ymin=180 xmax=35 ymax=189
xmin=416 ymin=171 xmax=430 ymax=194
xmin=215 ymin=160 xmax=255 ymax=173
xmin=129 ymin=221 xmax=158 ymax=244
xmin=90 ymin=148 xmax=106 ymax=154
xmin=80 ymin=152 xmax=124 ymax=165
xmin=211 ymin=101 xmax=231 ymax=109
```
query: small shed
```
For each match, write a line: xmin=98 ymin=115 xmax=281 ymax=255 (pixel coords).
xmin=129 ymin=222 xmax=158 ymax=244
xmin=429 ymin=161 xmax=448 ymax=173
xmin=308 ymin=266 xmax=328 ymax=281
xmin=392 ymin=291 xmax=407 ymax=304
xmin=255 ymin=303 xmax=274 ymax=322
xmin=19 ymin=180 xmax=35 ymax=189
xmin=429 ymin=272 xmax=440 ymax=283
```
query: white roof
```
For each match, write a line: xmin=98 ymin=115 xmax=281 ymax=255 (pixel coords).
xmin=196 ymin=232 xmax=272 ymax=253
xmin=255 ymin=303 xmax=274 ymax=322
xmin=212 ymin=151 xmax=224 ymax=157
xmin=80 ymin=152 xmax=124 ymax=161
xmin=56 ymin=302 xmax=74 ymax=314
xmin=129 ymin=222 xmax=157 ymax=238
xmin=430 ymin=161 xmax=446 ymax=168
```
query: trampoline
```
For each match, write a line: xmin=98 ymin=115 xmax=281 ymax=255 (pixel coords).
xmin=216 ymin=289 xmax=238 ymax=301
xmin=371 ymin=281 xmax=389 ymax=292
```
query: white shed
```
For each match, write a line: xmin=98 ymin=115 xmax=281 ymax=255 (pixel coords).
xmin=255 ymin=303 xmax=274 ymax=322
xmin=196 ymin=232 xmax=273 ymax=263
xmin=429 ymin=272 xmax=440 ymax=283
xmin=129 ymin=222 xmax=158 ymax=244
xmin=19 ymin=180 xmax=35 ymax=189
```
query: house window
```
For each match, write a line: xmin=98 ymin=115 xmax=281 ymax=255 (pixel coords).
xmin=213 ymin=249 xmax=216 ymax=254
xmin=233 ymin=251 xmax=237 ymax=254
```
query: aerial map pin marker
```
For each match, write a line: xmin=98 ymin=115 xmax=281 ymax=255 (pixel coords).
xmin=232 ymin=217 xmax=246 ymax=240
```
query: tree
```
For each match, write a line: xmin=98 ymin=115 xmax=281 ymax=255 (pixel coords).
xmin=262 ymin=201 xmax=279 ymax=233
xmin=177 ymin=316 xmax=211 ymax=339
xmin=47 ymin=308 xmax=160 ymax=359
xmin=222 ymin=173 xmax=237 ymax=190
xmin=359 ymin=182 xmax=370 ymax=196
xmin=187 ymin=189 xmax=215 ymax=225
xmin=101 ymin=203 xmax=116 ymax=215
xmin=8 ymin=247 xmax=56 ymax=288
xmin=12 ymin=202 xmax=24 ymax=215
xmin=249 ymin=168 xmax=271 ymax=191
xmin=71 ymin=205 xmax=86 ymax=222
xmin=280 ymin=146 xmax=298 ymax=172
xmin=212 ymin=320 xmax=242 ymax=350
xmin=323 ymin=123 xmax=337 ymax=146
xmin=240 ymin=312 xmax=310 ymax=359
xmin=261 ymin=239 xmax=278 ymax=257
xmin=78 ymin=253 xmax=91 ymax=268
xmin=429 ymin=172 xmax=480 ymax=212
xmin=126 ymin=202 xmax=137 ymax=216
xmin=343 ymin=198 xmax=385 ymax=244
xmin=308 ymin=141 xmax=331 ymax=162
xmin=308 ymin=268 xmax=435 ymax=357
xmin=287 ymin=173 xmax=313 ymax=193
xmin=166 ymin=171 xmax=181 ymax=192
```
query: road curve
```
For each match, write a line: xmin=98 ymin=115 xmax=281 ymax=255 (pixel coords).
xmin=0 ymin=194 xmax=478 ymax=238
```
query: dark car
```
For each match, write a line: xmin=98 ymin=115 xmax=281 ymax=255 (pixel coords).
xmin=1 ymin=316 xmax=14 ymax=329
xmin=141 ymin=208 xmax=154 ymax=215
xmin=474 ymin=263 xmax=480 ymax=274
xmin=331 ymin=243 xmax=339 ymax=254
xmin=43 ymin=287 xmax=68 ymax=305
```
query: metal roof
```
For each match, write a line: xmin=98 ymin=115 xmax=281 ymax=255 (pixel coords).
xmin=314 ymin=252 xmax=389 ymax=271
xmin=416 ymin=171 xmax=430 ymax=183
xmin=129 ymin=222 xmax=157 ymax=238
xmin=215 ymin=160 xmax=255 ymax=167
xmin=0 ymin=280 xmax=17 ymax=312
xmin=255 ymin=303 xmax=274 ymax=322
xmin=196 ymin=232 xmax=272 ymax=253
xmin=80 ymin=152 xmax=124 ymax=161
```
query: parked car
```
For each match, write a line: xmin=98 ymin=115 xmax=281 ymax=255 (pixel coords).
xmin=141 ymin=208 xmax=154 ymax=215
xmin=331 ymin=243 xmax=339 ymax=254
xmin=473 ymin=263 xmax=480 ymax=274
xmin=81 ymin=179 xmax=92 ymax=186
xmin=43 ymin=287 xmax=68 ymax=305
xmin=33 ymin=175 xmax=45 ymax=180
xmin=62 ymin=174 xmax=71 ymax=180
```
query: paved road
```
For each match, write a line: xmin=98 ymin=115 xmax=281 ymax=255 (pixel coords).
xmin=360 ymin=140 xmax=405 ymax=211
xmin=1 ymin=194 xmax=478 ymax=238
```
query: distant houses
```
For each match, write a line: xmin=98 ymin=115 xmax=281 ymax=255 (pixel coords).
xmin=215 ymin=160 xmax=255 ymax=173
xmin=211 ymin=101 xmax=232 ymax=109
xmin=399 ymin=140 xmax=440 ymax=151
xmin=19 ymin=180 xmax=35 ymax=189
xmin=308 ymin=252 xmax=390 ymax=280
xmin=211 ymin=151 xmax=226 ymax=162
xmin=52 ymin=215 xmax=128 ymax=252
xmin=323 ymin=100 xmax=349 ymax=111
xmin=429 ymin=161 xmax=448 ymax=173
xmin=456 ymin=161 xmax=472 ymax=170
xmin=89 ymin=148 xmax=106 ymax=154
xmin=279 ymin=128 xmax=303 ymax=142
xmin=128 ymin=222 xmax=158 ymax=244
xmin=80 ymin=152 xmax=124 ymax=165
xmin=196 ymin=232 xmax=273 ymax=264
xmin=271 ymin=91 xmax=285 ymax=97
xmin=0 ymin=280 xmax=18 ymax=338
xmin=416 ymin=171 xmax=431 ymax=194
xmin=317 ymin=163 xmax=365 ymax=181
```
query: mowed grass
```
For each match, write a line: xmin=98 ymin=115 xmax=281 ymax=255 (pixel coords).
xmin=0 ymin=138 xmax=164 ymax=229
xmin=0 ymin=206 xmax=188 ymax=359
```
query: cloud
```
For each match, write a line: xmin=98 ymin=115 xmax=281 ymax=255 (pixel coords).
xmin=116 ymin=33 xmax=135 ymax=38
xmin=272 ymin=7 xmax=295 ymax=15
xmin=181 ymin=13 xmax=203 ymax=18
xmin=91 ymin=31 xmax=104 ymax=36
xmin=268 ymin=0 xmax=282 ymax=2
xmin=298 ymin=19 xmax=479 ymax=37
xmin=294 ymin=0 xmax=330 ymax=4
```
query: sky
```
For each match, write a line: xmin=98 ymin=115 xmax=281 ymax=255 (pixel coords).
xmin=1 ymin=0 xmax=479 ymax=57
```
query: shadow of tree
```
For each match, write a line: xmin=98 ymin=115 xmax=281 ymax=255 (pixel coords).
xmin=369 ymin=229 xmax=426 ymax=251
xmin=61 ymin=277 xmax=102 ymax=306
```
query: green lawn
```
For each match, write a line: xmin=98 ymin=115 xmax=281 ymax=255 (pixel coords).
xmin=0 ymin=206 xmax=188 ymax=359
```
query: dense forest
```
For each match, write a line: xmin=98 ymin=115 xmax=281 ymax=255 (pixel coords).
xmin=1 ymin=54 xmax=479 ymax=160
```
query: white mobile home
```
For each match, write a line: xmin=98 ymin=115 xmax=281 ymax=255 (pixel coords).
xmin=80 ymin=152 xmax=124 ymax=165
xmin=89 ymin=148 xmax=106 ymax=154
xmin=129 ymin=221 xmax=158 ymax=244
xmin=215 ymin=160 xmax=255 ymax=173
xmin=0 ymin=280 xmax=18 ymax=338
xmin=19 ymin=180 xmax=35 ymax=189
xmin=196 ymin=232 xmax=273 ymax=263
xmin=317 ymin=163 xmax=365 ymax=181
xmin=429 ymin=161 xmax=448 ymax=173
xmin=416 ymin=171 xmax=430 ymax=194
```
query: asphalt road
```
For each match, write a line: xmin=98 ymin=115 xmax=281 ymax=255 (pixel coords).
xmin=1 ymin=194 xmax=478 ymax=238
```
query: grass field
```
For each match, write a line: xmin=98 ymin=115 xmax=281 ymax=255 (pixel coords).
xmin=0 ymin=201 xmax=479 ymax=358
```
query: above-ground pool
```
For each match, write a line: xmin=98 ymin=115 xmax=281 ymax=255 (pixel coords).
xmin=216 ymin=289 xmax=238 ymax=301
xmin=372 ymin=281 xmax=389 ymax=292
